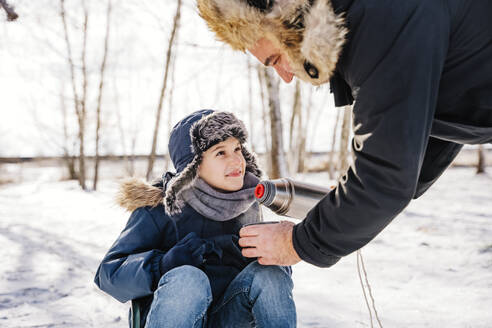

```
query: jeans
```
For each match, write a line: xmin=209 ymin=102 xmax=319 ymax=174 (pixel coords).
xmin=145 ymin=261 xmax=296 ymax=328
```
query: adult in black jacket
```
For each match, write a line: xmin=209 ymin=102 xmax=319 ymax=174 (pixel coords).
xmin=197 ymin=0 xmax=492 ymax=267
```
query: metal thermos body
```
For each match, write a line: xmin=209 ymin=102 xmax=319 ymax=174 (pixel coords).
xmin=254 ymin=178 xmax=333 ymax=220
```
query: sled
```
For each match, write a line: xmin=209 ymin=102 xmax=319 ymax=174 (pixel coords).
xmin=130 ymin=299 xmax=141 ymax=328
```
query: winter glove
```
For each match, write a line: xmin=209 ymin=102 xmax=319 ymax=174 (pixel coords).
xmin=204 ymin=234 xmax=252 ymax=269
xmin=159 ymin=232 xmax=213 ymax=275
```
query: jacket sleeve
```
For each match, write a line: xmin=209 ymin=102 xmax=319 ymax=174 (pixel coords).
xmin=293 ymin=2 xmax=450 ymax=267
xmin=414 ymin=137 xmax=463 ymax=198
xmin=94 ymin=207 xmax=176 ymax=303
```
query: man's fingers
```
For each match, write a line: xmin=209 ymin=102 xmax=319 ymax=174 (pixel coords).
xmin=238 ymin=236 xmax=257 ymax=248
xmin=239 ymin=225 xmax=260 ymax=237
xmin=241 ymin=247 xmax=260 ymax=258
xmin=257 ymin=257 xmax=273 ymax=265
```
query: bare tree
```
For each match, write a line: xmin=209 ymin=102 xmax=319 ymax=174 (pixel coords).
xmin=328 ymin=108 xmax=342 ymax=179
xmin=93 ymin=0 xmax=112 ymax=190
xmin=0 ymin=0 xmax=18 ymax=21
xmin=79 ymin=3 xmax=89 ymax=190
xmin=338 ymin=105 xmax=353 ymax=175
xmin=477 ymin=145 xmax=485 ymax=174
xmin=113 ymin=73 xmax=132 ymax=175
xmin=60 ymin=0 xmax=89 ymax=190
xmin=257 ymin=66 xmax=271 ymax=175
xmin=264 ymin=68 xmax=288 ymax=179
xmin=286 ymin=81 xmax=310 ymax=174
xmin=164 ymin=51 xmax=178 ymax=172
xmin=288 ymin=80 xmax=302 ymax=174
xmin=297 ymin=86 xmax=312 ymax=173
xmin=59 ymin=82 xmax=78 ymax=180
xmin=146 ymin=0 xmax=182 ymax=181
xmin=247 ymin=58 xmax=256 ymax=153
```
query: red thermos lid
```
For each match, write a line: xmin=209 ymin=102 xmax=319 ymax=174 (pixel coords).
xmin=255 ymin=183 xmax=265 ymax=199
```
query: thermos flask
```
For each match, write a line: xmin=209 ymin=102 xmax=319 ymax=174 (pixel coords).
xmin=254 ymin=178 xmax=333 ymax=220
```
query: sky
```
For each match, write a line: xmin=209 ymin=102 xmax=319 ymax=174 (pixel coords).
xmin=0 ymin=0 xmax=339 ymax=158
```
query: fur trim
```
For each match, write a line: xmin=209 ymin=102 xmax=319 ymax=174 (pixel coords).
xmin=116 ymin=178 xmax=164 ymax=212
xmin=242 ymin=147 xmax=262 ymax=178
xmin=190 ymin=111 xmax=248 ymax=153
xmin=197 ymin=0 xmax=347 ymax=85
xmin=164 ymin=156 xmax=202 ymax=216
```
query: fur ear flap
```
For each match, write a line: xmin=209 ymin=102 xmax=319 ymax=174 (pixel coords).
xmin=163 ymin=156 xmax=201 ymax=215
xmin=242 ymin=147 xmax=263 ymax=178
xmin=116 ymin=178 xmax=164 ymax=212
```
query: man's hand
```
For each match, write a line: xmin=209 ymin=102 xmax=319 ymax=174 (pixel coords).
xmin=239 ymin=221 xmax=302 ymax=266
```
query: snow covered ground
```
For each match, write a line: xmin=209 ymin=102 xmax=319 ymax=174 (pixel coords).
xmin=0 ymin=167 xmax=491 ymax=327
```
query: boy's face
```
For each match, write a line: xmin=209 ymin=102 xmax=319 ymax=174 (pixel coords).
xmin=198 ymin=137 xmax=246 ymax=192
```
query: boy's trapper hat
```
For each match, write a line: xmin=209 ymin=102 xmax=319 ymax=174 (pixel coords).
xmin=164 ymin=110 xmax=262 ymax=215
xmin=197 ymin=0 xmax=348 ymax=86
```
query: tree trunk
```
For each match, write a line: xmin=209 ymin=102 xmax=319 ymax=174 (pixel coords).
xmin=328 ymin=108 xmax=341 ymax=179
xmin=264 ymin=69 xmax=288 ymax=179
xmin=113 ymin=74 xmax=131 ymax=175
xmin=298 ymin=87 xmax=313 ymax=173
xmin=477 ymin=145 xmax=485 ymax=174
xmin=165 ymin=52 xmax=177 ymax=172
xmin=78 ymin=4 xmax=88 ymax=190
xmin=297 ymin=109 xmax=306 ymax=173
xmin=60 ymin=0 xmax=87 ymax=190
xmin=257 ymin=66 xmax=271 ymax=175
xmin=93 ymin=0 xmax=112 ymax=190
xmin=338 ymin=105 xmax=352 ymax=176
xmin=0 ymin=0 xmax=18 ymax=21
xmin=146 ymin=0 xmax=182 ymax=181
xmin=59 ymin=82 xmax=77 ymax=180
xmin=288 ymin=80 xmax=301 ymax=174
xmin=247 ymin=58 xmax=256 ymax=153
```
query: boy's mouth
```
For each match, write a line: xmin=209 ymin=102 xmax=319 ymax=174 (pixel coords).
xmin=226 ymin=169 xmax=242 ymax=177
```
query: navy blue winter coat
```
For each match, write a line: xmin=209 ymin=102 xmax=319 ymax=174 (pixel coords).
xmin=293 ymin=0 xmax=492 ymax=267
xmin=94 ymin=202 xmax=255 ymax=327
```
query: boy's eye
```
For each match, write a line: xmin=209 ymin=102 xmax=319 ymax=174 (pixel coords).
xmin=216 ymin=151 xmax=225 ymax=157
xmin=235 ymin=147 xmax=241 ymax=152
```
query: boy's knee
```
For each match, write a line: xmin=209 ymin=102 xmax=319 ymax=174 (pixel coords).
xmin=158 ymin=265 xmax=211 ymax=298
xmin=148 ymin=266 xmax=212 ymax=326
xmin=250 ymin=264 xmax=293 ymax=293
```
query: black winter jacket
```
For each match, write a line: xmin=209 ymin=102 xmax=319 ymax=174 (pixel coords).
xmin=293 ymin=0 xmax=492 ymax=267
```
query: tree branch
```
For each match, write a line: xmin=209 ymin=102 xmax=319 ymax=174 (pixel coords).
xmin=0 ymin=0 xmax=18 ymax=21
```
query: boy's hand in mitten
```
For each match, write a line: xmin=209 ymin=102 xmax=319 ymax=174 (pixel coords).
xmin=159 ymin=232 xmax=210 ymax=274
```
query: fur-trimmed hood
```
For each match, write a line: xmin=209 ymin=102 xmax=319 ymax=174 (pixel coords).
xmin=197 ymin=0 xmax=347 ymax=86
xmin=116 ymin=178 xmax=164 ymax=212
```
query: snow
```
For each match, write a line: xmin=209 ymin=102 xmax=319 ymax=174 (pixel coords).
xmin=1 ymin=168 xmax=491 ymax=327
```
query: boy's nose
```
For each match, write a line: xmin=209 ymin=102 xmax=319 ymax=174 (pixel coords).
xmin=230 ymin=153 xmax=243 ymax=165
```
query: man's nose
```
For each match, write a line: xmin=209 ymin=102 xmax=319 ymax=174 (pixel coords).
xmin=274 ymin=65 xmax=294 ymax=83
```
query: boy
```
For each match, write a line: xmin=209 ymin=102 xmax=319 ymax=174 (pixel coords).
xmin=94 ymin=110 xmax=296 ymax=328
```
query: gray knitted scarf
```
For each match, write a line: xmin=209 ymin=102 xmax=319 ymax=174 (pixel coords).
xmin=180 ymin=172 xmax=262 ymax=224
